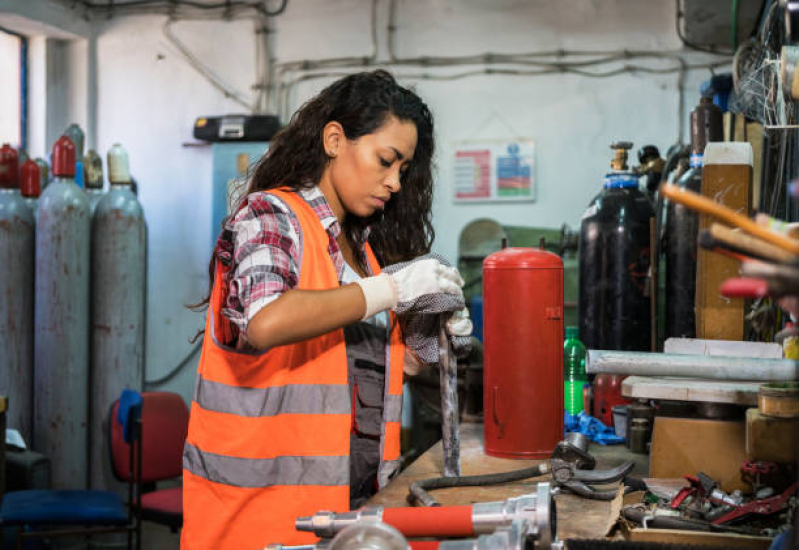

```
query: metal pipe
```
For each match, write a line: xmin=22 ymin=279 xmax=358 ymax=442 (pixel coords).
xmin=586 ymin=350 xmax=799 ymax=381
xmin=439 ymin=325 xmax=460 ymax=477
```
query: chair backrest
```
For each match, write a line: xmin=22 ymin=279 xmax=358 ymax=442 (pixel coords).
xmin=110 ymin=391 xmax=189 ymax=484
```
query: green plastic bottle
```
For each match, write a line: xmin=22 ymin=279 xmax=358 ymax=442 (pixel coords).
xmin=564 ymin=326 xmax=587 ymax=415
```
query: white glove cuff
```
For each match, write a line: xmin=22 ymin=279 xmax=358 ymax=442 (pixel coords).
xmin=354 ymin=273 xmax=398 ymax=320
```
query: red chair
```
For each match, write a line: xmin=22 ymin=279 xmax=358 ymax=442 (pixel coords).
xmin=110 ymin=391 xmax=188 ymax=533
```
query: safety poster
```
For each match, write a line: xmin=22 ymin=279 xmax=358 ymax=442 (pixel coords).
xmin=452 ymin=140 xmax=535 ymax=202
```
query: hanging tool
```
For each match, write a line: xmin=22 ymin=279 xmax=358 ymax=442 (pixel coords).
xmin=706 ymin=223 xmax=797 ymax=263
xmin=408 ymin=433 xmax=635 ymax=506
xmin=660 ymin=183 xmax=799 ymax=256
xmin=296 ymin=482 xmax=554 ymax=543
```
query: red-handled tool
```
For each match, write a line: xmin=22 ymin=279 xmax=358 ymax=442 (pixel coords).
xmin=382 ymin=506 xmax=474 ymax=538
xmin=295 ymin=483 xmax=554 ymax=544
xmin=718 ymin=277 xmax=770 ymax=298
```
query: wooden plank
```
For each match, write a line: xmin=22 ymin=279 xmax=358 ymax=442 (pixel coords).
xmin=622 ymin=376 xmax=760 ymax=405
xmin=627 ymin=528 xmax=772 ymax=548
xmin=695 ymin=142 xmax=752 ymax=340
xmin=622 ymin=376 xmax=760 ymax=404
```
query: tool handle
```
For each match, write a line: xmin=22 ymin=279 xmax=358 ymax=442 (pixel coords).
xmin=709 ymin=223 xmax=796 ymax=263
xmin=719 ymin=277 xmax=770 ymax=298
xmin=409 ymin=543 xmax=440 ymax=550
xmin=661 ymin=183 xmax=799 ymax=255
xmin=383 ymin=506 xmax=474 ymax=538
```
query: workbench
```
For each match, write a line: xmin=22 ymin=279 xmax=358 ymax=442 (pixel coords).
xmin=368 ymin=423 xmax=650 ymax=540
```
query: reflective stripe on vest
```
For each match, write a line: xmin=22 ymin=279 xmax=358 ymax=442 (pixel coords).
xmin=181 ymin=188 xmax=405 ymax=550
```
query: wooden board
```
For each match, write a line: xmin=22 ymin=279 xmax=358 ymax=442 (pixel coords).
xmin=622 ymin=376 xmax=760 ymax=405
xmin=368 ymin=423 xmax=649 ymax=540
xmin=695 ymin=142 xmax=752 ymax=340
xmin=626 ymin=528 xmax=772 ymax=548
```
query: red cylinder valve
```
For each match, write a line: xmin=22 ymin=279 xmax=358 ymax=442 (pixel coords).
xmin=20 ymin=159 xmax=41 ymax=198
xmin=52 ymin=136 xmax=76 ymax=178
xmin=483 ymin=247 xmax=564 ymax=458
xmin=0 ymin=143 xmax=19 ymax=188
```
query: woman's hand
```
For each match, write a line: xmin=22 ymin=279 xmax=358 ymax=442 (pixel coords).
xmin=355 ymin=258 xmax=465 ymax=319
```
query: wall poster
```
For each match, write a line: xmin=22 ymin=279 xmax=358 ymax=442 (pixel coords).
xmin=452 ymin=140 xmax=535 ymax=203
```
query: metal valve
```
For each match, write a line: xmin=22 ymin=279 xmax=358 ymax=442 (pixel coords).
xmin=609 ymin=141 xmax=633 ymax=171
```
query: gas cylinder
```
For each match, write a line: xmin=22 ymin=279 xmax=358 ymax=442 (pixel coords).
xmin=83 ymin=149 xmax=105 ymax=213
xmin=483 ymin=247 xmax=564 ymax=458
xmin=664 ymin=97 xmax=723 ymax=339
xmin=34 ymin=136 xmax=91 ymax=489
xmin=579 ymin=142 xmax=654 ymax=352
xmin=90 ymin=143 xmax=145 ymax=490
xmin=0 ymin=150 xmax=35 ymax=444
xmin=0 ymin=143 xmax=19 ymax=189
xmin=592 ymin=374 xmax=630 ymax=427
xmin=20 ymin=159 xmax=41 ymax=219
xmin=64 ymin=123 xmax=84 ymax=159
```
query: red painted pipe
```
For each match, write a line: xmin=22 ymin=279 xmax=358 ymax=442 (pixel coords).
xmin=382 ymin=506 xmax=474 ymax=538
xmin=409 ymin=542 xmax=440 ymax=550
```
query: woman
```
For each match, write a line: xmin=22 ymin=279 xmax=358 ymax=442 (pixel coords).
xmin=182 ymin=70 xmax=467 ymax=549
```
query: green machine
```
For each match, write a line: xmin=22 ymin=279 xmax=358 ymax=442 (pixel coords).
xmin=458 ymin=218 xmax=579 ymax=331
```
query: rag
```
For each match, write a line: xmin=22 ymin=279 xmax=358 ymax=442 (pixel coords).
xmin=382 ymin=253 xmax=472 ymax=363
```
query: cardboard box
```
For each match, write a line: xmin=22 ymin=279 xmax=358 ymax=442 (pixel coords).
xmin=650 ymin=416 xmax=748 ymax=492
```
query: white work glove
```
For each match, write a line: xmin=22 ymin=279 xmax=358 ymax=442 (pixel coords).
xmin=445 ymin=307 xmax=473 ymax=337
xmin=354 ymin=258 xmax=464 ymax=320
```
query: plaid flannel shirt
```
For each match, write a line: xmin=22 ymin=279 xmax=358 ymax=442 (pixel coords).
xmin=214 ymin=186 xmax=372 ymax=345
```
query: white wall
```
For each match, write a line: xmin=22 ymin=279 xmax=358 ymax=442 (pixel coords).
xmin=41 ymin=1 xmax=729 ymax=400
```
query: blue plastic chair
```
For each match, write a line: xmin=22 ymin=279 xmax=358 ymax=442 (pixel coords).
xmin=0 ymin=389 xmax=143 ymax=550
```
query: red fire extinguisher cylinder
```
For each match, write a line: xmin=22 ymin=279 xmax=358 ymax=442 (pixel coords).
xmin=483 ymin=247 xmax=564 ymax=459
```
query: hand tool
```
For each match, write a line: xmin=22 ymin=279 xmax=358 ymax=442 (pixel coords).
xmin=660 ymin=183 xmax=799 ymax=256
xmin=296 ymin=482 xmax=554 ymax=543
xmin=707 ymin=223 xmax=797 ymax=263
xmin=408 ymin=433 xmax=635 ymax=506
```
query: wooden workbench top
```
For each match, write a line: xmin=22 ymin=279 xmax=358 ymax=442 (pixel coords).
xmin=368 ymin=423 xmax=650 ymax=540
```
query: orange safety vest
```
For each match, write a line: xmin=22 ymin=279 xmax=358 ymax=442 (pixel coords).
xmin=181 ymin=189 xmax=405 ymax=550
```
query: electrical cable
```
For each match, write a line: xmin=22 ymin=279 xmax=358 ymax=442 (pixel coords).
xmin=71 ymin=0 xmax=287 ymax=17
xmin=279 ymin=59 xmax=730 ymax=124
xmin=163 ymin=19 xmax=255 ymax=110
xmin=144 ymin=339 xmax=203 ymax=388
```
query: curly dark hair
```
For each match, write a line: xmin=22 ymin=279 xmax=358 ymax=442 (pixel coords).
xmin=192 ymin=70 xmax=435 ymax=314
xmin=248 ymin=69 xmax=435 ymax=265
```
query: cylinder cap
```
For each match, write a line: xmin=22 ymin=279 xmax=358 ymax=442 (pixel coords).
xmin=63 ymin=123 xmax=84 ymax=158
xmin=483 ymin=247 xmax=563 ymax=270
xmin=83 ymin=150 xmax=104 ymax=189
xmin=52 ymin=136 xmax=77 ymax=177
xmin=0 ymin=143 xmax=19 ymax=188
xmin=565 ymin=326 xmax=579 ymax=339
xmin=108 ymin=143 xmax=132 ymax=184
xmin=20 ymin=159 xmax=41 ymax=198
